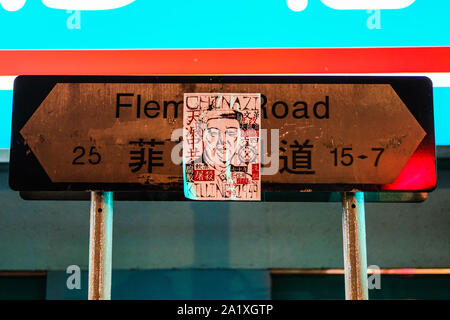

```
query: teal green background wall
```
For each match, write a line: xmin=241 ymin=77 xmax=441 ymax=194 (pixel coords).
xmin=0 ymin=164 xmax=449 ymax=271
xmin=46 ymin=270 xmax=270 ymax=300
xmin=0 ymin=163 xmax=449 ymax=299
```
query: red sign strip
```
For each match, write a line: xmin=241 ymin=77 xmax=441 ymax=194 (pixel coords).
xmin=0 ymin=47 xmax=449 ymax=76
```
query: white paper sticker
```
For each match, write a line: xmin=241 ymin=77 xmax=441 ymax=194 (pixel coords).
xmin=183 ymin=93 xmax=261 ymax=201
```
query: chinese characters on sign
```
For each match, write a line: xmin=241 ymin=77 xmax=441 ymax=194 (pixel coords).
xmin=128 ymin=138 xmax=165 ymax=184
xmin=129 ymin=138 xmax=165 ymax=173
xmin=280 ymin=139 xmax=316 ymax=175
xmin=11 ymin=78 xmax=434 ymax=193
xmin=183 ymin=93 xmax=261 ymax=200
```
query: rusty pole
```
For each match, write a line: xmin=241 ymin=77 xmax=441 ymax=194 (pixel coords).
xmin=88 ymin=191 xmax=113 ymax=300
xmin=341 ymin=192 xmax=368 ymax=300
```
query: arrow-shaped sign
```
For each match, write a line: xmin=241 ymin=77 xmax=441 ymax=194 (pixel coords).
xmin=11 ymin=76 xmax=434 ymax=192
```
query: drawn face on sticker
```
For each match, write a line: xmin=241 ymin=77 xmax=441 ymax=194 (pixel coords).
xmin=203 ymin=111 xmax=242 ymax=169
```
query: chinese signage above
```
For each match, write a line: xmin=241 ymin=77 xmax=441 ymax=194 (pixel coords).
xmin=1 ymin=1 xmax=448 ymax=49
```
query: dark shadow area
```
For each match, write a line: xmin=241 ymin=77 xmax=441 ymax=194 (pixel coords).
xmin=0 ymin=274 xmax=47 ymax=300
xmin=272 ymin=274 xmax=450 ymax=300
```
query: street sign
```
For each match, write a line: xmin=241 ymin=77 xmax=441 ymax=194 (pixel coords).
xmin=9 ymin=76 xmax=436 ymax=193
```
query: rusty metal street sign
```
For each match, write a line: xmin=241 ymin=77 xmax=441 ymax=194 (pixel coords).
xmin=9 ymin=76 xmax=436 ymax=193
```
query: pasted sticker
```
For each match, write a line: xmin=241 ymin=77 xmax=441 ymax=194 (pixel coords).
xmin=183 ymin=93 xmax=261 ymax=201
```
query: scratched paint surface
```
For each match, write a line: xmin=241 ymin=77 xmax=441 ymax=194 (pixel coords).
xmin=18 ymin=82 xmax=425 ymax=188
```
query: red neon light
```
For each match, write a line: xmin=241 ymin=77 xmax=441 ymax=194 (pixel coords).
xmin=0 ymin=47 xmax=449 ymax=76
xmin=383 ymin=146 xmax=436 ymax=191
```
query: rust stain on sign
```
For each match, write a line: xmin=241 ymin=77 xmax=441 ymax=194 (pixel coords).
xmin=19 ymin=83 xmax=425 ymax=185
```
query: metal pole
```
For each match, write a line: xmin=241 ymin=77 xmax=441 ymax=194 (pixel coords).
xmin=341 ymin=192 xmax=368 ymax=300
xmin=88 ymin=191 xmax=113 ymax=300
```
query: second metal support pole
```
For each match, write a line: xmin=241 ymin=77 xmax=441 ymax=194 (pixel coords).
xmin=88 ymin=191 xmax=113 ymax=300
xmin=341 ymin=192 xmax=368 ymax=300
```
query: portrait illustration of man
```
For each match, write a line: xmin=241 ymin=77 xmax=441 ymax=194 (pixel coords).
xmin=183 ymin=93 xmax=261 ymax=201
